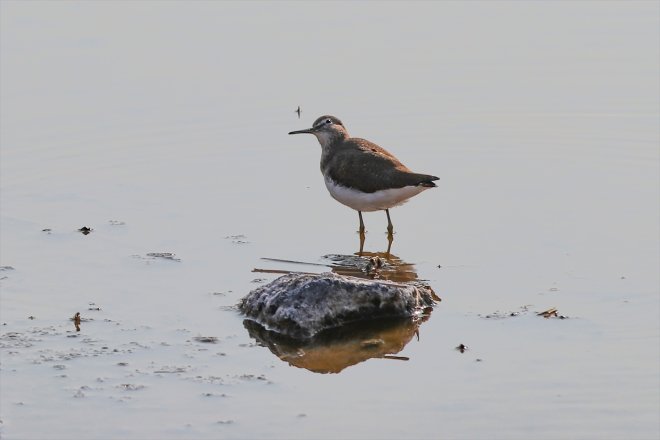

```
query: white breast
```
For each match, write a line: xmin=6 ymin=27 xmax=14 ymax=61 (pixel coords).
xmin=324 ymin=176 xmax=429 ymax=212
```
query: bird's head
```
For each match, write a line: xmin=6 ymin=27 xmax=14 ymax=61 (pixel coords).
xmin=289 ymin=115 xmax=348 ymax=148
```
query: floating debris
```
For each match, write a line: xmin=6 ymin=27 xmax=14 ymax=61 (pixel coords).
xmin=537 ymin=308 xmax=558 ymax=318
xmin=193 ymin=336 xmax=219 ymax=344
xmin=42 ymin=228 xmax=52 ymax=233
xmin=73 ymin=313 xmax=81 ymax=332
xmin=78 ymin=226 xmax=93 ymax=235
xmin=108 ymin=220 xmax=125 ymax=226
xmin=203 ymin=392 xmax=229 ymax=398
xmin=211 ymin=291 xmax=232 ymax=296
xmin=0 ymin=332 xmax=37 ymax=349
xmin=236 ymin=374 xmax=267 ymax=381
xmin=455 ymin=343 xmax=468 ymax=353
xmin=145 ymin=252 xmax=181 ymax=262
xmin=0 ymin=266 xmax=14 ymax=280
xmin=537 ymin=308 xmax=569 ymax=319
xmin=117 ymin=384 xmax=145 ymax=391
xmin=225 ymin=234 xmax=249 ymax=244
xmin=482 ymin=306 xmax=569 ymax=319
xmin=481 ymin=305 xmax=531 ymax=319
xmin=154 ymin=366 xmax=189 ymax=373
xmin=295 ymin=105 xmax=302 ymax=118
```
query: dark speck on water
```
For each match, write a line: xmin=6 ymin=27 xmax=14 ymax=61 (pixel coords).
xmin=78 ymin=226 xmax=92 ymax=235
xmin=118 ymin=384 xmax=146 ymax=391
xmin=225 ymin=234 xmax=249 ymax=244
xmin=212 ymin=291 xmax=232 ymax=296
xmin=145 ymin=252 xmax=181 ymax=262
xmin=193 ymin=336 xmax=219 ymax=344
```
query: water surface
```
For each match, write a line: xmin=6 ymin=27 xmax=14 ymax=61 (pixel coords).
xmin=1 ymin=2 xmax=658 ymax=439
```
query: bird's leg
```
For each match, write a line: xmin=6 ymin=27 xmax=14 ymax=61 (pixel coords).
xmin=357 ymin=211 xmax=366 ymax=255
xmin=358 ymin=231 xmax=365 ymax=255
xmin=385 ymin=209 xmax=394 ymax=238
xmin=385 ymin=210 xmax=394 ymax=257
xmin=358 ymin=211 xmax=365 ymax=235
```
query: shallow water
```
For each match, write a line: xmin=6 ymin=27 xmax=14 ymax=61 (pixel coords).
xmin=1 ymin=2 xmax=659 ymax=439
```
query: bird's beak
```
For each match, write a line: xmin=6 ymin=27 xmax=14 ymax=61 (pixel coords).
xmin=288 ymin=127 xmax=315 ymax=135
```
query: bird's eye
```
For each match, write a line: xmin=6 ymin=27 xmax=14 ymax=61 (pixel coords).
xmin=325 ymin=119 xmax=332 ymax=124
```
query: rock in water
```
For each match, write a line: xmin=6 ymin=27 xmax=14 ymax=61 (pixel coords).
xmin=238 ymin=272 xmax=437 ymax=339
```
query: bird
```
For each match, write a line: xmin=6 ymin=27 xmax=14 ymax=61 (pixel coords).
xmin=288 ymin=115 xmax=438 ymax=237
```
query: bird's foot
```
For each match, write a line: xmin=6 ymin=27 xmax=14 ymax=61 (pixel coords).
xmin=385 ymin=231 xmax=394 ymax=256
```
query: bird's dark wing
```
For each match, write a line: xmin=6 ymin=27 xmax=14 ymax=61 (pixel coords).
xmin=324 ymin=138 xmax=439 ymax=193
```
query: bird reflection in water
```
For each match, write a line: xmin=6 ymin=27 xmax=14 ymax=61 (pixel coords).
xmin=325 ymin=251 xmax=421 ymax=284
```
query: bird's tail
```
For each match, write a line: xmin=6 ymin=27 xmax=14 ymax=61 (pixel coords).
xmin=417 ymin=174 xmax=439 ymax=188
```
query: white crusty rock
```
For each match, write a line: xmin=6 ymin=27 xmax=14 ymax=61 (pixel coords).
xmin=239 ymin=272 xmax=437 ymax=339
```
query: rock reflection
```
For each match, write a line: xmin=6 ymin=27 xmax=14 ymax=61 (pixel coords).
xmin=243 ymin=312 xmax=432 ymax=374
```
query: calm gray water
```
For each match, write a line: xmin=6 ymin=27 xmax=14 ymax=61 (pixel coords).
xmin=1 ymin=2 xmax=658 ymax=439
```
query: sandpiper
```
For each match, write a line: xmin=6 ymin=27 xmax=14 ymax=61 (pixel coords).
xmin=289 ymin=115 xmax=438 ymax=236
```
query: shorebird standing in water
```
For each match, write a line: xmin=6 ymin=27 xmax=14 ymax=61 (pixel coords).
xmin=289 ymin=115 xmax=438 ymax=244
